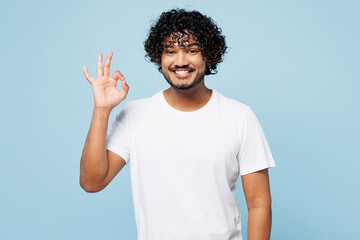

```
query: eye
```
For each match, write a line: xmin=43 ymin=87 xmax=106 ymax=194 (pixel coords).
xmin=188 ymin=49 xmax=200 ymax=54
xmin=164 ymin=49 xmax=175 ymax=54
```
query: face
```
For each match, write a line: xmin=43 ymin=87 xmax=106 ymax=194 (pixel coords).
xmin=160 ymin=34 xmax=206 ymax=90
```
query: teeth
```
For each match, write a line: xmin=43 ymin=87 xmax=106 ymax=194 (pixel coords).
xmin=175 ymin=70 xmax=189 ymax=75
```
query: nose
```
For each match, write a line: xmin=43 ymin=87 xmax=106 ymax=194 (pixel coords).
xmin=174 ymin=50 xmax=189 ymax=67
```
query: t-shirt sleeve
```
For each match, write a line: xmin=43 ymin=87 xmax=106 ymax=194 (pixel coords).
xmin=238 ymin=108 xmax=275 ymax=176
xmin=106 ymin=104 xmax=131 ymax=163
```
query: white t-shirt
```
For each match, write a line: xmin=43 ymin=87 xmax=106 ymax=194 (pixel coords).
xmin=106 ymin=90 xmax=275 ymax=240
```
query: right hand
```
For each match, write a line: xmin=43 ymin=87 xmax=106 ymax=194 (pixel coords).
xmin=83 ymin=51 xmax=129 ymax=111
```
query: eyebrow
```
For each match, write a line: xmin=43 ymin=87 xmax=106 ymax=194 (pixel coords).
xmin=163 ymin=43 xmax=200 ymax=48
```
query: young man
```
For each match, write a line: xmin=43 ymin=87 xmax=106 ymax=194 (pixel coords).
xmin=81 ymin=9 xmax=275 ymax=240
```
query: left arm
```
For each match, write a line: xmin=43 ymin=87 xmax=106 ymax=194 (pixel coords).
xmin=241 ymin=168 xmax=272 ymax=240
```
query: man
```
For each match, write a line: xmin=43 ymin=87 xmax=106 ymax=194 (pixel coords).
xmin=80 ymin=9 xmax=275 ymax=240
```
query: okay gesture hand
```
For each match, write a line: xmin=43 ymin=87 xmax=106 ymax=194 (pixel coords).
xmin=83 ymin=51 xmax=129 ymax=110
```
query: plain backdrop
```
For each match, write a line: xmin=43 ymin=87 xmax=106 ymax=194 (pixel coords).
xmin=1 ymin=0 xmax=359 ymax=239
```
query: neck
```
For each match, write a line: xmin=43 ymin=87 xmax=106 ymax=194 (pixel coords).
xmin=163 ymin=81 xmax=213 ymax=111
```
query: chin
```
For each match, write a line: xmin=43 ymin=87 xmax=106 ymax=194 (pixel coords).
xmin=166 ymin=77 xmax=203 ymax=90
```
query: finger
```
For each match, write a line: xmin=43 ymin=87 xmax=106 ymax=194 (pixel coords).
xmin=103 ymin=51 xmax=113 ymax=77
xmin=83 ymin=65 xmax=95 ymax=84
xmin=112 ymin=70 xmax=125 ymax=81
xmin=97 ymin=53 xmax=103 ymax=77
xmin=120 ymin=78 xmax=129 ymax=94
xmin=117 ymin=78 xmax=129 ymax=101
xmin=112 ymin=70 xmax=129 ymax=99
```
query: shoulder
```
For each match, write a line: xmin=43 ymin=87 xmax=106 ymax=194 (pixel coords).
xmin=214 ymin=90 xmax=252 ymax=117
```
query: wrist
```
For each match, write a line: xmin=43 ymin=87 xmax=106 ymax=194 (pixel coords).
xmin=93 ymin=107 xmax=112 ymax=117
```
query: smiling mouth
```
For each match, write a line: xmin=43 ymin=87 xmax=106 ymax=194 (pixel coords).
xmin=170 ymin=68 xmax=195 ymax=78
xmin=175 ymin=70 xmax=190 ymax=75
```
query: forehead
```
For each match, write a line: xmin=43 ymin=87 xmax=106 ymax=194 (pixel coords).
xmin=163 ymin=31 xmax=199 ymax=47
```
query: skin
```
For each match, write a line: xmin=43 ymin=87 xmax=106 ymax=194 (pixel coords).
xmin=81 ymin=36 xmax=272 ymax=240
xmin=242 ymin=169 xmax=272 ymax=240
xmin=80 ymin=52 xmax=128 ymax=192
xmin=160 ymin=34 xmax=212 ymax=111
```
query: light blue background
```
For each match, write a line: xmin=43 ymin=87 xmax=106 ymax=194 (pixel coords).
xmin=1 ymin=0 xmax=359 ymax=239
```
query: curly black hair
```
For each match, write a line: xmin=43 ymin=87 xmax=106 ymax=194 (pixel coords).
xmin=144 ymin=9 xmax=227 ymax=75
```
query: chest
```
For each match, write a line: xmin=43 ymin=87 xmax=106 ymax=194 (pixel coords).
xmin=128 ymin=110 xmax=240 ymax=185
